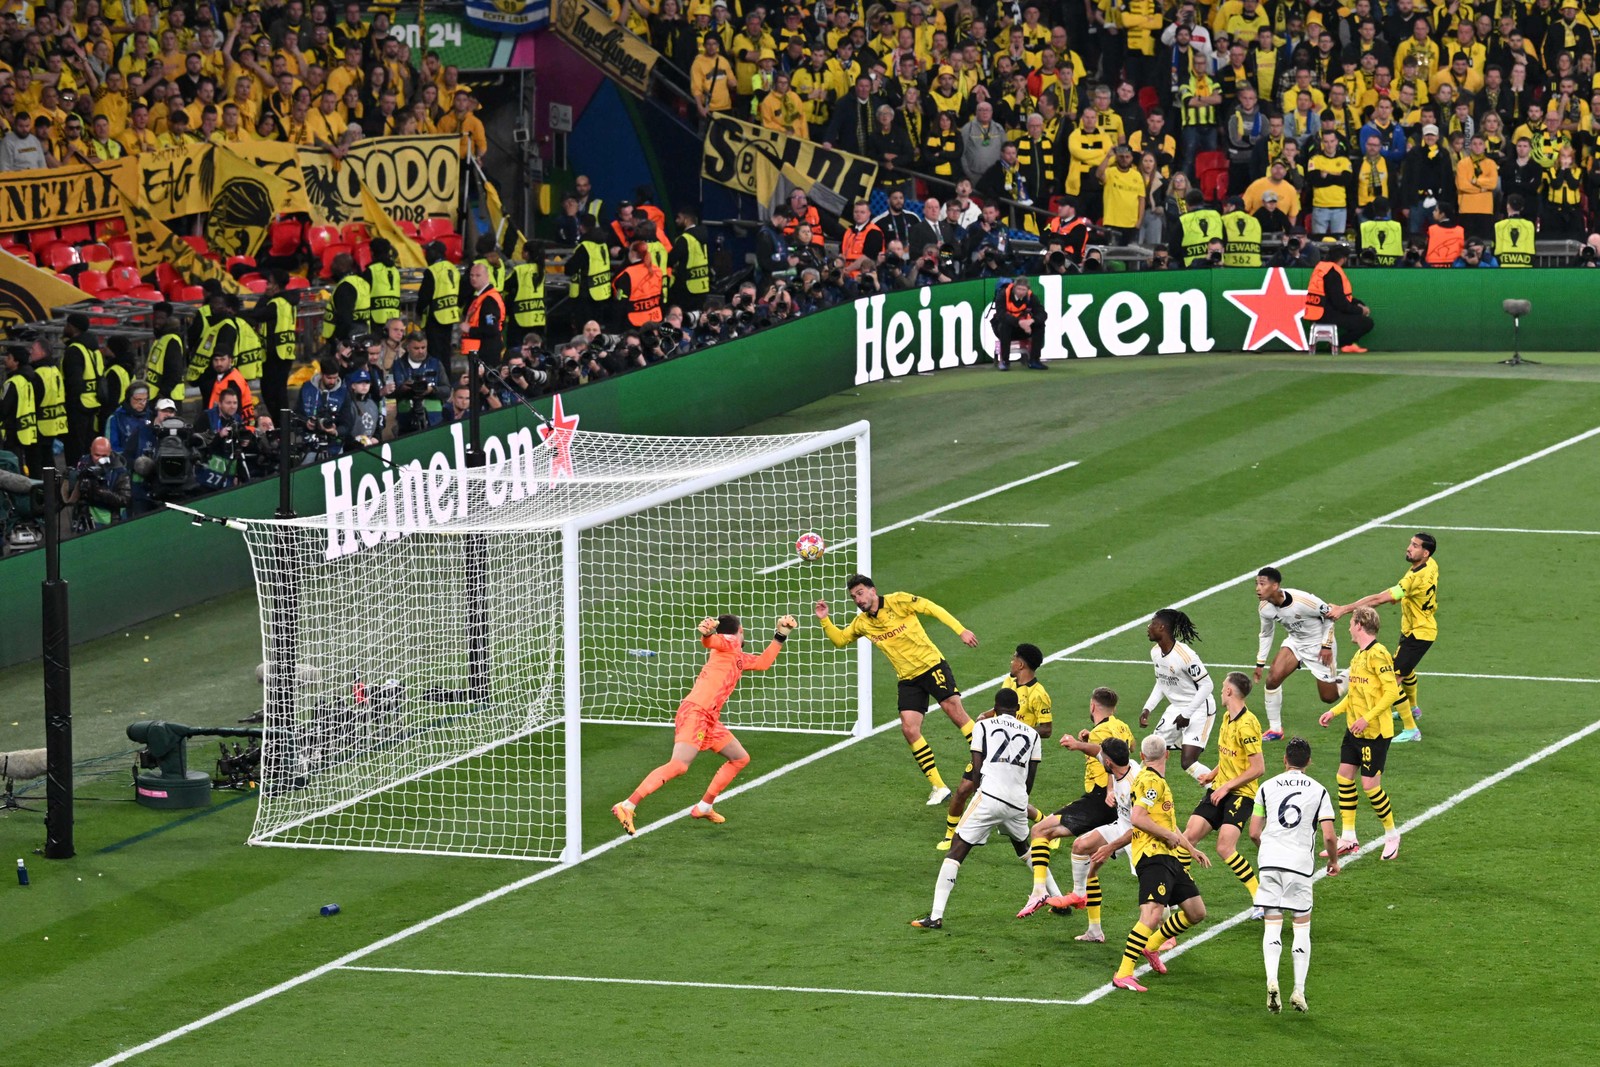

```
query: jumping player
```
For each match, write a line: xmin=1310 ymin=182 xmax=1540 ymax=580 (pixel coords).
xmin=1254 ymin=567 xmax=1348 ymax=741
xmin=612 ymin=613 xmax=798 ymax=835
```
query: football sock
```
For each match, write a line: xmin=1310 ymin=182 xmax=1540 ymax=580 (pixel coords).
xmin=1085 ymin=875 xmax=1103 ymax=925
xmin=910 ymin=736 xmax=945 ymax=790
xmin=1337 ymin=774 xmax=1358 ymax=836
xmin=930 ymin=857 xmax=960 ymax=921
xmin=1071 ymin=853 xmax=1091 ymax=896
xmin=1292 ymin=919 xmax=1312 ymax=994
xmin=1030 ymin=838 xmax=1052 ymax=889
xmin=1117 ymin=922 xmax=1155 ymax=978
xmin=1147 ymin=910 xmax=1193 ymax=949
xmin=1397 ymin=673 xmax=1420 ymax=730
xmin=1043 ymin=868 xmax=1062 ymax=897
xmin=628 ymin=759 xmax=689 ymax=806
xmin=943 ymin=813 xmax=961 ymax=842
xmin=959 ymin=719 xmax=974 ymax=739
xmin=1366 ymin=784 xmax=1396 ymax=833
xmin=1265 ymin=686 xmax=1283 ymax=730
xmin=1224 ymin=851 xmax=1260 ymax=896
xmin=701 ymin=754 xmax=749 ymax=806
xmin=1178 ymin=846 xmax=1193 ymax=875
xmin=1185 ymin=761 xmax=1212 ymax=782
xmin=1263 ymin=916 xmax=1284 ymax=986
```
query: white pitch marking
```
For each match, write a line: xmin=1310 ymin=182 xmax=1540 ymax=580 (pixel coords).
xmin=1053 ymin=656 xmax=1600 ymax=686
xmin=1071 ymin=714 xmax=1600 ymax=1004
xmin=758 ymin=460 xmax=1079 ymax=573
xmin=918 ymin=519 xmax=1052 ymax=529
xmin=1375 ymin=523 xmax=1600 ymax=537
xmin=335 ymin=965 xmax=1084 ymax=1007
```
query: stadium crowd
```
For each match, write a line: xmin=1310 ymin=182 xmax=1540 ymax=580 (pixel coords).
xmin=642 ymin=0 xmax=1600 ymax=267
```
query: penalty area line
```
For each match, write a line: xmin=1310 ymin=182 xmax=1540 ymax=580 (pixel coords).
xmin=1053 ymin=656 xmax=1600 ymax=686
xmin=1070 ymin=713 xmax=1600 ymax=1005
xmin=335 ymin=965 xmax=1084 ymax=1007
xmin=1374 ymin=523 xmax=1600 ymax=537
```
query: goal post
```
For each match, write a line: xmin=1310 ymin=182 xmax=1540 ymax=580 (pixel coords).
xmin=239 ymin=419 xmax=872 ymax=861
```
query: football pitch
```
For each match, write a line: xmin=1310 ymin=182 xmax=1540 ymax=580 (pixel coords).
xmin=6 ymin=350 xmax=1600 ymax=1065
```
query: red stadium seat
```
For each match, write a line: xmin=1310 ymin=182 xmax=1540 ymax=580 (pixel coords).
xmin=285 ymin=275 xmax=310 ymax=290
xmin=109 ymin=266 xmax=142 ymax=292
xmin=155 ymin=262 xmax=185 ymax=296
xmin=77 ymin=269 xmax=109 ymax=294
xmin=320 ymin=242 xmax=351 ymax=277
xmin=180 ymin=234 xmax=210 ymax=257
xmin=53 ymin=272 xmax=75 ymax=285
xmin=176 ymin=285 xmax=205 ymax=302
xmin=306 ymin=224 xmax=340 ymax=258
xmin=57 ymin=221 xmax=92 ymax=245
xmin=1137 ymin=86 xmax=1160 ymax=117
xmin=3 ymin=246 xmax=34 ymax=265
xmin=127 ymin=285 xmax=163 ymax=301
xmin=27 ymin=227 xmax=59 ymax=252
xmin=340 ymin=222 xmax=370 ymax=246
xmin=269 ymin=218 xmax=307 ymax=257
xmin=419 ymin=217 xmax=457 ymax=242
xmin=48 ymin=244 xmax=82 ymax=271
xmin=81 ymin=243 xmax=114 ymax=270
xmin=242 ymin=277 xmax=268 ymax=293
xmin=108 ymin=236 xmax=138 ymax=268
xmin=353 ymin=241 xmax=373 ymax=270
xmin=96 ymin=216 xmax=128 ymax=238
xmin=395 ymin=219 xmax=420 ymax=239
xmin=439 ymin=234 xmax=463 ymax=263
xmin=226 ymin=255 xmax=257 ymax=272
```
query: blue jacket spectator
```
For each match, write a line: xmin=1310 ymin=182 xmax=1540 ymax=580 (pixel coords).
xmin=106 ymin=384 xmax=155 ymax=465
xmin=389 ymin=334 xmax=448 ymax=431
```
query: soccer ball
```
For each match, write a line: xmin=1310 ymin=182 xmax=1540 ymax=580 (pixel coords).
xmin=795 ymin=532 xmax=825 ymax=562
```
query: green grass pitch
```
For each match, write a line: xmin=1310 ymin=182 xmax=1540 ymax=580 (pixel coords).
xmin=6 ymin=350 xmax=1600 ymax=1065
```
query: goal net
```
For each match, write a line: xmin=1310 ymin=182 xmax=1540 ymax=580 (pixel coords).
xmin=240 ymin=419 xmax=871 ymax=861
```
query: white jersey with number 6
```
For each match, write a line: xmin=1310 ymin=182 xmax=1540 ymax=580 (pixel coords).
xmin=1255 ymin=769 xmax=1335 ymax=877
xmin=971 ymin=714 xmax=1042 ymax=811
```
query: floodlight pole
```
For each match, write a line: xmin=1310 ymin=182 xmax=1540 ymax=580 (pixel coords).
xmin=41 ymin=467 xmax=74 ymax=859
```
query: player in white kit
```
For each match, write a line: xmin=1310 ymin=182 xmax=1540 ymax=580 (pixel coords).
xmin=1139 ymin=608 xmax=1217 ymax=781
xmin=1254 ymin=567 xmax=1348 ymax=741
xmin=1045 ymin=735 xmax=1142 ymax=943
xmin=911 ymin=687 xmax=1042 ymax=929
xmin=1250 ymin=737 xmax=1341 ymax=1014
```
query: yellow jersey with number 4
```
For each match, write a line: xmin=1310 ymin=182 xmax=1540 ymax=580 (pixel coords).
xmin=1390 ymin=557 xmax=1439 ymax=641
xmin=1130 ymin=766 xmax=1179 ymax=864
xmin=1214 ymin=707 xmax=1264 ymax=799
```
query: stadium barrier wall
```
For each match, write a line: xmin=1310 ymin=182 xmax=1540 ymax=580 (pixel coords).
xmin=0 ymin=267 xmax=1587 ymax=667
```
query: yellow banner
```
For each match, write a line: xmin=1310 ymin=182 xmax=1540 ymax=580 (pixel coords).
xmin=203 ymin=146 xmax=295 ymax=261
xmin=359 ymin=183 xmax=428 ymax=269
xmin=117 ymin=194 xmax=244 ymax=296
xmin=135 ymin=145 xmax=212 ymax=220
xmin=225 ymin=141 xmax=315 ymax=216
xmin=701 ymin=115 xmax=877 ymax=216
xmin=0 ymin=159 xmax=131 ymax=232
xmin=552 ymin=0 xmax=659 ymax=97
xmin=482 ymin=173 xmax=526 ymax=261
xmin=0 ymin=249 xmax=94 ymax=327
xmin=297 ymin=135 xmax=464 ymax=227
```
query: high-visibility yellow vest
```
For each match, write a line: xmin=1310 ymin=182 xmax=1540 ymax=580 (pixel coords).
xmin=9 ymin=371 xmax=36 ymax=445
xmin=576 ymin=240 xmax=611 ymax=300
xmin=1221 ymin=211 xmax=1262 ymax=267
xmin=510 ymin=262 xmax=546 ymax=327
xmin=266 ymin=295 xmax=297 ymax=361
xmin=1179 ymin=209 xmax=1222 ymax=265
xmin=473 ymin=256 xmax=506 ymax=293
xmin=322 ymin=274 xmax=371 ymax=339
xmin=1360 ymin=219 xmax=1404 ymax=265
xmin=68 ymin=340 xmax=105 ymax=410
xmin=34 ymin=363 xmax=67 ymax=436
xmin=366 ymin=262 xmax=401 ymax=327
xmin=104 ymin=363 xmax=131 ymax=409
xmin=146 ymin=332 xmax=186 ymax=401
xmin=678 ymin=230 xmax=711 ymax=294
xmin=1495 ymin=216 xmax=1535 ymax=267
xmin=232 ymin=318 xmax=265 ymax=380
xmin=426 ymin=261 xmax=461 ymax=325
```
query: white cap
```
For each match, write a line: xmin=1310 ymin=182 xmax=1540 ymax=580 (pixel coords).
xmin=155 ymin=398 xmax=177 ymax=411
xmin=1421 ymin=123 xmax=1439 ymax=136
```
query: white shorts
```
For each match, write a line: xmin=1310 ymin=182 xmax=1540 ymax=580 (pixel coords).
xmin=955 ymin=792 xmax=1029 ymax=847
xmin=1083 ymin=819 xmax=1137 ymax=875
xmin=1254 ymin=868 xmax=1315 ymax=913
xmin=1156 ymin=694 xmax=1216 ymax=749
xmin=1286 ymin=639 xmax=1339 ymax=683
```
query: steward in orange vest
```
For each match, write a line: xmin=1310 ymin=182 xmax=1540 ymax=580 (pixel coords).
xmin=614 ymin=241 xmax=665 ymax=328
xmin=840 ymin=201 xmax=884 ymax=278
xmin=992 ymin=278 xmax=1048 ymax=369
xmin=1303 ymin=244 xmax=1374 ymax=352
xmin=461 ymin=261 xmax=508 ymax=366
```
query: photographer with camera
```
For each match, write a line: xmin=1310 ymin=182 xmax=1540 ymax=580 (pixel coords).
xmin=194 ymin=386 xmax=253 ymax=492
xmin=1269 ymin=233 xmax=1318 ymax=268
xmin=336 ymin=369 xmax=384 ymax=451
xmin=963 ymin=203 xmax=1012 ymax=276
xmin=388 ymin=332 xmax=448 ymax=434
xmin=296 ymin=361 xmax=347 ymax=458
xmin=912 ymin=242 xmax=952 ymax=286
xmin=501 ymin=347 xmax=554 ymax=399
xmin=63 ymin=435 xmax=131 ymax=532
xmin=1452 ymin=237 xmax=1498 ymax=268
xmin=992 ymin=277 xmax=1049 ymax=371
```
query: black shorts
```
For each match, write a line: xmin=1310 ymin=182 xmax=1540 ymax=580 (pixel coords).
xmin=1136 ymin=854 xmax=1201 ymax=907
xmin=1393 ymin=635 xmax=1434 ymax=678
xmin=1340 ymin=731 xmax=1391 ymax=776
xmin=897 ymin=659 xmax=959 ymax=712
xmin=1191 ymin=792 xmax=1255 ymax=831
xmin=1056 ymin=786 xmax=1115 ymax=836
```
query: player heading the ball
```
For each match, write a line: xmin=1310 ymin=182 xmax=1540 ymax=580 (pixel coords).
xmin=612 ymin=613 xmax=798 ymax=836
xmin=816 ymin=575 xmax=979 ymax=805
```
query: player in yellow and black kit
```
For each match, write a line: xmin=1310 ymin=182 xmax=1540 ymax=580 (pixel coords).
xmin=1182 ymin=671 xmax=1266 ymax=909
xmin=1026 ymin=686 xmax=1135 ymax=935
xmin=816 ymin=574 xmax=979 ymax=804
xmin=1112 ymin=733 xmax=1212 ymax=993
xmin=939 ymin=643 xmax=1052 ymax=850
xmin=1330 ymin=531 xmax=1437 ymax=743
xmin=1318 ymin=606 xmax=1401 ymax=860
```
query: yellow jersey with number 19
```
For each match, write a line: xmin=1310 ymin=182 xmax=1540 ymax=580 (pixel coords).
xmin=1390 ymin=557 xmax=1439 ymax=641
xmin=1333 ymin=639 xmax=1398 ymax=740
xmin=819 ymin=591 xmax=965 ymax=681
xmin=1214 ymin=706 xmax=1264 ymax=799
xmin=1130 ymin=766 xmax=1179 ymax=864
xmin=1083 ymin=714 xmax=1135 ymax=791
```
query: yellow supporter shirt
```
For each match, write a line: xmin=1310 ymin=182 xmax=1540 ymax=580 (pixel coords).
xmin=1082 ymin=714 xmax=1135 ymax=792
xmin=1390 ymin=556 xmax=1439 ymax=641
xmin=1332 ymin=639 xmax=1398 ymax=740
xmin=820 ymin=591 xmax=965 ymax=681
xmin=1213 ymin=706 xmax=1264 ymax=799
xmin=1102 ymin=163 xmax=1147 ymax=228
xmin=1130 ymin=766 xmax=1179 ymax=864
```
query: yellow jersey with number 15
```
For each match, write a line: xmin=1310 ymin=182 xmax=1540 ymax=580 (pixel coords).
xmin=819 ymin=591 xmax=965 ymax=681
xmin=1391 ymin=557 xmax=1439 ymax=641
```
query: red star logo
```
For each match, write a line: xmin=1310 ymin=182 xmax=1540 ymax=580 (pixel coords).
xmin=537 ymin=393 xmax=580 ymax=484
xmin=1223 ymin=267 xmax=1309 ymax=351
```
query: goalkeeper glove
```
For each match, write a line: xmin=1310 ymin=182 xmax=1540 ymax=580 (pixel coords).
xmin=775 ymin=615 xmax=798 ymax=639
xmin=697 ymin=617 xmax=718 ymax=637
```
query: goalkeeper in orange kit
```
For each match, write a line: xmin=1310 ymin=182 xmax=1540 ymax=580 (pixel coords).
xmin=612 ymin=613 xmax=799 ymax=835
